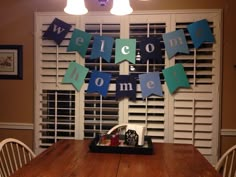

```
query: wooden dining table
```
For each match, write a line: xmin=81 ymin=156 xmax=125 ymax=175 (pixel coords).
xmin=10 ymin=139 xmax=221 ymax=177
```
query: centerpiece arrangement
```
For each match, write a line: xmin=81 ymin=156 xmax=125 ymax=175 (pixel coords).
xmin=89 ymin=124 xmax=153 ymax=155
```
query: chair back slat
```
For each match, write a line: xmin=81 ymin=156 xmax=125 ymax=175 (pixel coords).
xmin=223 ymin=156 xmax=229 ymax=177
xmin=9 ymin=143 xmax=18 ymax=172
xmin=228 ymin=151 xmax=235 ymax=177
xmin=1 ymin=148 xmax=11 ymax=176
xmin=0 ymin=165 xmax=4 ymax=177
xmin=0 ymin=138 xmax=36 ymax=177
xmin=0 ymin=158 xmax=6 ymax=177
xmin=16 ymin=143 xmax=22 ymax=168
xmin=22 ymin=145 xmax=28 ymax=165
xmin=215 ymin=144 xmax=236 ymax=177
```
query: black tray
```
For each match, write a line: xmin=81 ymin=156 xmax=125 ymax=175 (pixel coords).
xmin=89 ymin=135 xmax=153 ymax=155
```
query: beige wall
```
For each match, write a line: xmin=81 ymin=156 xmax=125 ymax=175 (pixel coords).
xmin=0 ymin=0 xmax=235 ymax=155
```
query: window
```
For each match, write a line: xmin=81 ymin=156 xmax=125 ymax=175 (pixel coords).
xmin=34 ymin=10 xmax=222 ymax=164
xmin=84 ymin=22 xmax=121 ymax=138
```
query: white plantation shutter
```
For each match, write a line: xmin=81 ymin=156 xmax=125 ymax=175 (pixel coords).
xmin=167 ymin=13 xmax=222 ymax=164
xmin=39 ymin=90 xmax=76 ymax=148
xmin=83 ymin=17 xmax=122 ymax=138
xmin=35 ymin=15 xmax=81 ymax=153
xmin=126 ymin=14 xmax=170 ymax=143
xmin=34 ymin=10 xmax=222 ymax=164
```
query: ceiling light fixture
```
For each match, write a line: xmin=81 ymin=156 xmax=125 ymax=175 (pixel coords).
xmin=110 ymin=0 xmax=133 ymax=16
xmin=64 ymin=0 xmax=133 ymax=16
xmin=98 ymin=0 xmax=109 ymax=6
xmin=64 ymin=0 xmax=88 ymax=15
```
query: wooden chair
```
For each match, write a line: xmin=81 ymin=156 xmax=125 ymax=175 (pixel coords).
xmin=215 ymin=144 xmax=236 ymax=177
xmin=0 ymin=138 xmax=36 ymax=177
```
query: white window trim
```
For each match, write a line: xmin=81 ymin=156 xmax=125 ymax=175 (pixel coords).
xmin=34 ymin=9 xmax=222 ymax=164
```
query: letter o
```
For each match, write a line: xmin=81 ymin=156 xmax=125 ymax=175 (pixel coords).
xmin=95 ymin=77 xmax=104 ymax=87
xmin=145 ymin=43 xmax=155 ymax=53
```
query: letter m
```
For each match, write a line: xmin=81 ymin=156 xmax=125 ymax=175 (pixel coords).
xmin=169 ymin=37 xmax=183 ymax=47
xmin=120 ymin=83 xmax=133 ymax=91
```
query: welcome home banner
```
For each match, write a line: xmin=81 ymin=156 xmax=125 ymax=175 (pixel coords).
xmin=43 ymin=18 xmax=215 ymax=99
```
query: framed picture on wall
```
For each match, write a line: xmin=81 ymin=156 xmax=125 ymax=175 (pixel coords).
xmin=0 ymin=45 xmax=23 ymax=79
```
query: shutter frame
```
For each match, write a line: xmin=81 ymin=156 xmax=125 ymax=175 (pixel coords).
xmin=34 ymin=10 xmax=222 ymax=164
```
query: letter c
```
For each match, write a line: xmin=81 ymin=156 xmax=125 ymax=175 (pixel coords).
xmin=121 ymin=46 xmax=130 ymax=55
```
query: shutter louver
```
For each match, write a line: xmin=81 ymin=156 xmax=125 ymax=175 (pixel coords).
xmin=128 ymin=20 xmax=168 ymax=142
xmin=41 ymin=23 xmax=77 ymax=86
xmin=40 ymin=90 xmax=75 ymax=148
xmin=84 ymin=23 xmax=120 ymax=138
xmin=36 ymin=16 xmax=78 ymax=151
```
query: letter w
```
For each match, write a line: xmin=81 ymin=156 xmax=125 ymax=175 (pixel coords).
xmin=53 ymin=24 xmax=65 ymax=34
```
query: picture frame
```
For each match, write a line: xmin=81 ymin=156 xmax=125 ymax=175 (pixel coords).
xmin=0 ymin=45 xmax=23 ymax=79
